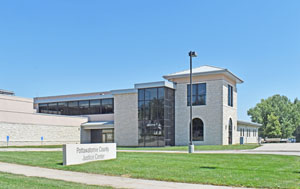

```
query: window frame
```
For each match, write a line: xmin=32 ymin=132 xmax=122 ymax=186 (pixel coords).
xmin=187 ymin=83 xmax=207 ymax=106
xmin=228 ymin=84 xmax=233 ymax=107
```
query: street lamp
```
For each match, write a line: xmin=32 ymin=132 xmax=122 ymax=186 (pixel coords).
xmin=188 ymin=51 xmax=197 ymax=153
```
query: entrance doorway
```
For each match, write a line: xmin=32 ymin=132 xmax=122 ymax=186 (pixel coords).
xmin=228 ymin=119 xmax=233 ymax=145
xmin=91 ymin=129 xmax=114 ymax=143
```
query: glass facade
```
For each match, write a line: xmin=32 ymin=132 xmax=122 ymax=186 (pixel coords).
xmin=38 ymin=98 xmax=114 ymax=115
xmin=138 ymin=87 xmax=175 ymax=147
xmin=187 ymin=83 xmax=206 ymax=106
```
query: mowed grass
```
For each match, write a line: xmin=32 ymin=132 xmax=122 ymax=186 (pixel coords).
xmin=0 ymin=171 xmax=113 ymax=189
xmin=118 ymin=144 xmax=260 ymax=151
xmin=0 ymin=152 xmax=299 ymax=188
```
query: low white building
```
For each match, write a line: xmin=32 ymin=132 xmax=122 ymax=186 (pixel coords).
xmin=237 ymin=120 xmax=261 ymax=144
xmin=0 ymin=93 xmax=87 ymax=146
xmin=1 ymin=65 xmax=261 ymax=146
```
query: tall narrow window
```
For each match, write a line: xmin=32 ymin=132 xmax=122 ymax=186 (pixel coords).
xmin=187 ymin=83 xmax=206 ymax=106
xmin=228 ymin=85 xmax=233 ymax=107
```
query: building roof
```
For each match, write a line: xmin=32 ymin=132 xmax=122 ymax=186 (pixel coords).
xmin=237 ymin=120 xmax=262 ymax=127
xmin=163 ymin=65 xmax=244 ymax=84
xmin=0 ymin=89 xmax=15 ymax=96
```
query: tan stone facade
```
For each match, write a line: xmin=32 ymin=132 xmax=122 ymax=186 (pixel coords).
xmin=174 ymin=80 xmax=224 ymax=145
xmin=114 ymin=92 xmax=138 ymax=146
xmin=0 ymin=94 xmax=87 ymax=146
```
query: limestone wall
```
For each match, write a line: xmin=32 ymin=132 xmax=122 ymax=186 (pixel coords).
xmin=114 ymin=92 xmax=138 ymax=146
xmin=174 ymin=80 xmax=224 ymax=145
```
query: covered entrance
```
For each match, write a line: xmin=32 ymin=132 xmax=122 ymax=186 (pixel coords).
xmin=81 ymin=121 xmax=114 ymax=144
xmin=91 ymin=129 xmax=114 ymax=143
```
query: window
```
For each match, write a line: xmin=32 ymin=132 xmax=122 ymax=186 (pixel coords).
xmin=101 ymin=98 xmax=113 ymax=114
xmin=68 ymin=101 xmax=79 ymax=115
xmin=242 ymin=128 xmax=245 ymax=137
xmin=228 ymin=85 xmax=233 ymax=107
xmin=48 ymin=103 xmax=58 ymax=114
xmin=138 ymin=87 xmax=175 ymax=147
xmin=187 ymin=83 xmax=206 ymax=106
xmin=191 ymin=118 xmax=204 ymax=141
xmin=58 ymin=102 xmax=68 ymax=115
xmin=39 ymin=103 xmax=48 ymax=113
xmin=38 ymin=98 xmax=114 ymax=115
xmin=89 ymin=99 xmax=101 ymax=114
xmin=228 ymin=118 xmax=233 ymax=145
xmin=79 ymin=100 xmax=89 ymax=115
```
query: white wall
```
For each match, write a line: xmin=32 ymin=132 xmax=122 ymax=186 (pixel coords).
xmin=0 ymin=95 xmax=87 ymax=146
xmin=0 ymin=94 xmax=35 ymax=113
xmin=0 ymin=122 xmax=81 ymax=146
xmin=237 ymin=126 xmax=259 ymax=144
xmin=222 ymin=80 xmax=238 ymax=145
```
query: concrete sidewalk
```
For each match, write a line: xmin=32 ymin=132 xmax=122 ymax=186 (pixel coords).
xmin=0 ymin=148 xmax=61 ymax=152
xmin=118 ymin=149 xmax=300 ymax=156
xmin=0 ymin=162 xmax=245 ymax=189
xmin=252 ymin=143 xmax=300 ymax=152
xmin=1 ymin=147 xmax=300 ymax=156
xmin=1 ymin=143 xmax=299 ymax=156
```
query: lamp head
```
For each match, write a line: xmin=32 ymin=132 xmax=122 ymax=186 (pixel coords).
xmin=188 ymin=51 xmax=197 ymax=57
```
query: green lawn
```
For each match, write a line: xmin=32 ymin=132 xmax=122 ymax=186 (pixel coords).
xmin=118 ymin=144 xmax=260 ymax=151
xmin=0 ymin=152 xmax=299 ymax=188
xmin=0 ymin=171 xmax=113 ymax=189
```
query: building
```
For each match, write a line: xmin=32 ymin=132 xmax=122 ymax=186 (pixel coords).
xmin=31 ymin=65 xmax=261 ymax=147
xmin=0 ymin=93 xmax=87 ymax=146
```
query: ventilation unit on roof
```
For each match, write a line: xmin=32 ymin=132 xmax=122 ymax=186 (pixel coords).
xmin=0 ymin=89 xmax=15 ymax=96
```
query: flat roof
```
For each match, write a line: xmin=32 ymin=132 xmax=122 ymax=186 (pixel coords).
xmin=163 ymin=65 xmax=243 ymax=84
xmin=81 ymin=121 xmax=114 ymax=129
xmin=237 ymin=120 xmax=262 ymax=127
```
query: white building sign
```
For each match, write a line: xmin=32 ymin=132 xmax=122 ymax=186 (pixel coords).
xmin=63 ymin=143 xmax=116 ymax=166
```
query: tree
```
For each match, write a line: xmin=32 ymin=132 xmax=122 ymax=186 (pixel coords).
xmin=264 ymin=113 xmax=281 ymax=138
xmin=248 ymin=95 xmax=300 ymax=138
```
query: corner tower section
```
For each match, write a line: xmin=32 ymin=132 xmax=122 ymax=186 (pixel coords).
xmin=163 ymin=65 xmax=243 ymax=145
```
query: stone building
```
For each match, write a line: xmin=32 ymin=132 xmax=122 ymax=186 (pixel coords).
xmin=1 ymin=65 xmax=261 ymax=146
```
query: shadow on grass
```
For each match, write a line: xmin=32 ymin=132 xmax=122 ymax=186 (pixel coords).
xmin=199 ymin=166 xmax=217 ymax=169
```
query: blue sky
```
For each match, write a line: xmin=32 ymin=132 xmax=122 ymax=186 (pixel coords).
xmin=0 ymin=0 xmax=299 ymax=121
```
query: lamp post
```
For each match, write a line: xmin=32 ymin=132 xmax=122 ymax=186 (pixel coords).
xmin=188 ymin=51 xmax=197 ymax=153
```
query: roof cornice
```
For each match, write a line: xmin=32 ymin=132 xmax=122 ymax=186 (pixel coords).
xmin=163 ymin=70 xmax=244 ymax=84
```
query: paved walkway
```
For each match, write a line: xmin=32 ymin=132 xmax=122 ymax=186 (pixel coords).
xmin=118 ymin=143 xmax=300 ymax=156
xmin=0 ymin=162 xmax=245 ymax=189
xmin=252 ymin=143 xmax=300 ymax=152
xmin=1 ymin=143 xmax=300 ymax=156
xmin=0 ymin=148 xmax=61 ymax=152
xmin=118 ymin=149 xmax=300 ymax=156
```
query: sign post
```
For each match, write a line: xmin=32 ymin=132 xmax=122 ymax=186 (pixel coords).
xmin=41 ymin=136 xmax=44 ymax=145
xmin=6 ymin=136 xmax=9 ymax=147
